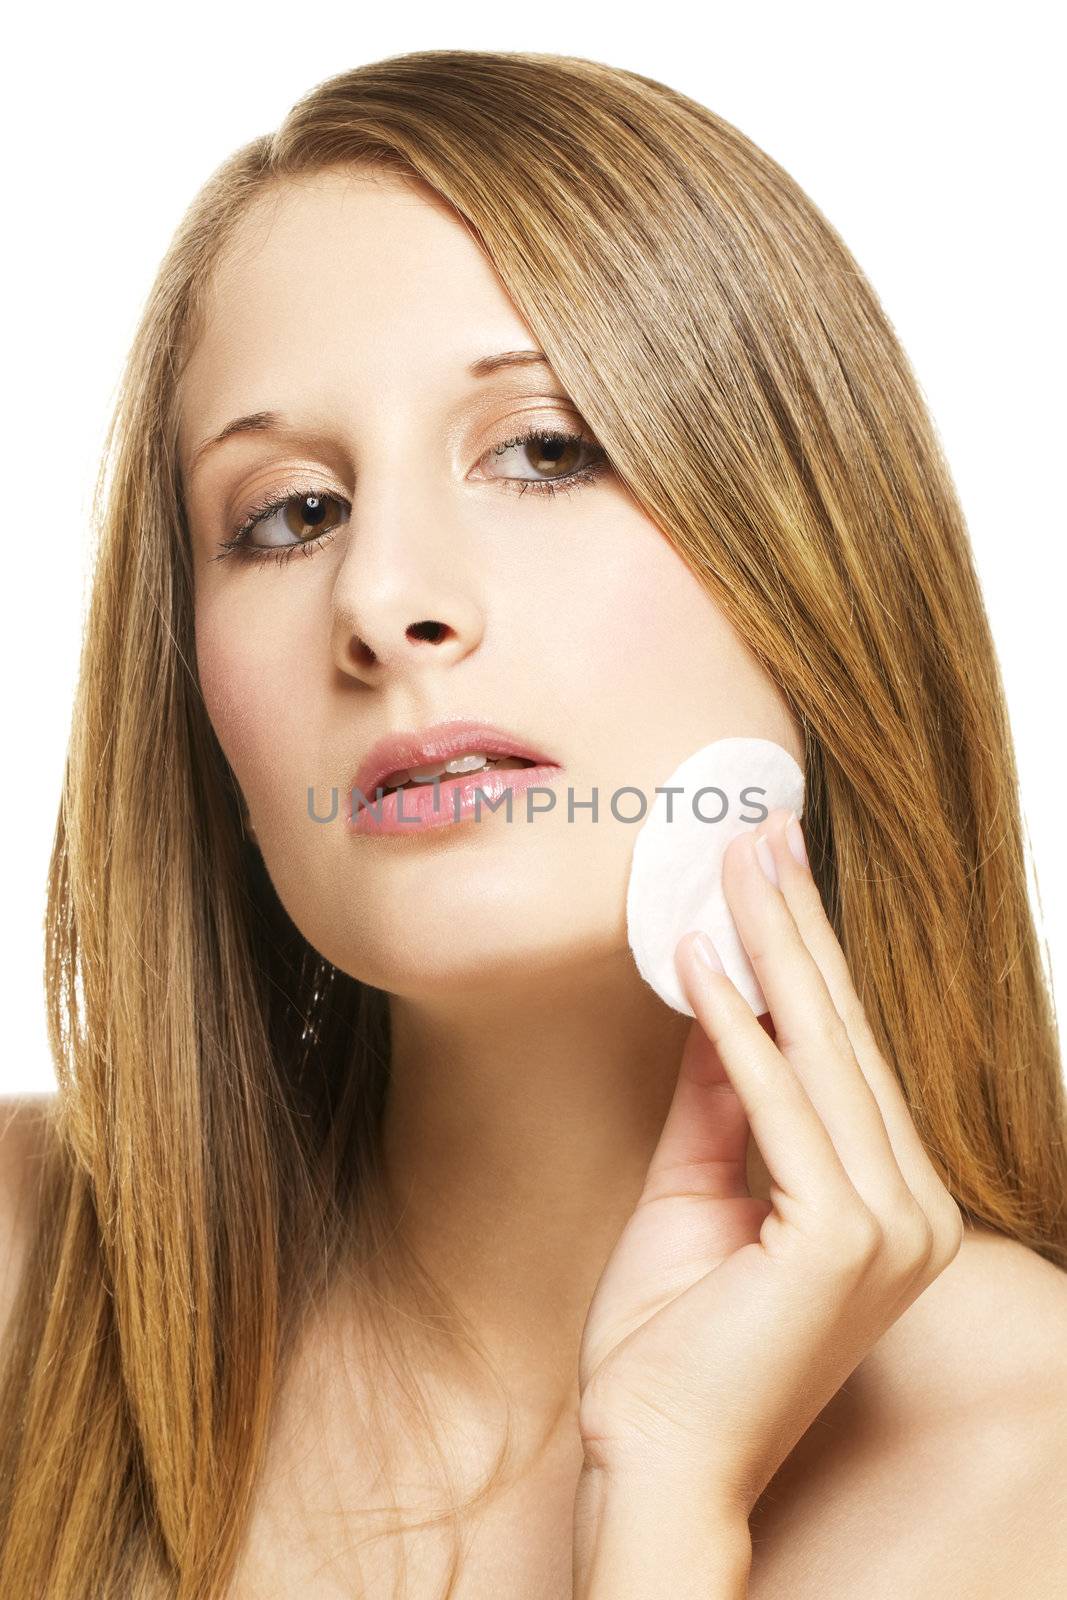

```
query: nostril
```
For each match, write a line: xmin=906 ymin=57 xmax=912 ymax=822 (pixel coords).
xmin=408 ymin=620 xmax=449 ymax=643
xmin=350 ymin=637 xmax=378 ymax=668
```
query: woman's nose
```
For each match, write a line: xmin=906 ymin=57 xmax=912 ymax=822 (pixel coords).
xmin=340 ymin=614 xmax=470 ymax=674
xmin=327 ymin=476 xmax=487 ymax=680
xmin=329 ymin=554 xmax=486 ymax=680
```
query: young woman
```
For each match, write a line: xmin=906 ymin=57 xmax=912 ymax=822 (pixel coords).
xmin=2 ymin=48 xmax=1065 ymax=1600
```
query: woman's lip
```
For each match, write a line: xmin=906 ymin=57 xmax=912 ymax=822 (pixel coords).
xmin=380 ymin=754 xmax=534 ymax=787
xmin=346 ymin=762 xmax=562 ymax=836
xmin=352 ymin=719 xmax=557 ymax=799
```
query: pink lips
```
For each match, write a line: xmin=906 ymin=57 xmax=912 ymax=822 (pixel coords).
xmin=347 ymin=762 xmax=563 ymax=835
xmin=347 ymin=718 xmax=562 ymax=836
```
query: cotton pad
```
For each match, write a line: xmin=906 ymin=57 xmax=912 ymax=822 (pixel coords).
xmin=625 ymin=737 xmax=805 ymax=1017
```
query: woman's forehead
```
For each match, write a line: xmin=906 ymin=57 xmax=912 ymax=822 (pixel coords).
xmin=178 ymin=173 xmax=541 ymax=472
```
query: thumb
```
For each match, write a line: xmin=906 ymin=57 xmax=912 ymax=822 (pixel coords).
xmin=640 ymin=944 xmax=752 ymax=1205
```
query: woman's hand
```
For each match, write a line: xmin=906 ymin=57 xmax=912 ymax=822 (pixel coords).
xmin=576 ymin=806 xmax=964 ymax=1521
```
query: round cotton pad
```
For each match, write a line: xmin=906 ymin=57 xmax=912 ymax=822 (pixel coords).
xmin=625 ymin=737 xmax=805 ymax=1017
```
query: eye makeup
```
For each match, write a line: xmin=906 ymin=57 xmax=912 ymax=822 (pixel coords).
xmin=212 ymin=424 xmax=611 ymax=568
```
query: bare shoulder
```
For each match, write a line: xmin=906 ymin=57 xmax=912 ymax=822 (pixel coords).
xmin=749 ymin=1222 xmax=1067 ymax=1599
xmin=0 ymin=1094 xmax=57 ymax=1343
xmin=942 ymin=1226 xmax=1067 ymax=1596
xmin=0 ymin=1093 xmax=56 ymax=1191
xmin=929 ymin=1222 xmax=1067 ymax=1407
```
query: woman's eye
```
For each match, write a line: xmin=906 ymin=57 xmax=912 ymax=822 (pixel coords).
xmin=213 ymin=427 xmax=610 ymax=567
xmin=486 ymin=428 xmax=601 ymax=483
xmin=482 ymin=427 xmax=608 ymax=493
xmin=213 ymin=490 xmax=349 ymax=567
xmin=246 ymin=492 xmax=348 ymax=548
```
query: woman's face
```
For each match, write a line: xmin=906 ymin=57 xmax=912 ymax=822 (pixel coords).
xmin=179 ymin=167 xmax=801 ymax=1000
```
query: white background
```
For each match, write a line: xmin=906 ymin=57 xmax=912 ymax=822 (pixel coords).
xmin=2 ymin=2 xmax=1062 ymax=1093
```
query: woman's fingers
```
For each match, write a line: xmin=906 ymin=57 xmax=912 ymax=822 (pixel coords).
xmin=582 ymin=806 xmax=967 ymax=1508
xmin=717 ymin=816 xmax=918 ymax=1223
xmin=755 ymin=809 xmax=963 ymax=1238
xmin=672 ymin=933 xmax=870 ymax=1225
xmin=638 ymin=1017 xmax=754 ymax=1203
xmin=668 ymin=800 xmax=963 ymax=1275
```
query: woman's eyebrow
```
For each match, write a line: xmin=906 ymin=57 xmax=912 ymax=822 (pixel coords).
xmin=467 ymin=348 xmax=553 ymax=378
xmin=184 ymin=351 xmax=560 ymax=480
xmin=185 ymin=411 xmax=285 ymax=480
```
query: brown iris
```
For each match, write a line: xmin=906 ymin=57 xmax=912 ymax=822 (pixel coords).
xmin=277 ymin=493 xmax=347 ymax=542
xmin=496 ymin=434 xmax=584 ymax=477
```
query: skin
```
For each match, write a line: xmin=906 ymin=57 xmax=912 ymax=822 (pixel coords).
xmin=177 ymin=168 xmax=1067 ymax=1596
xmin=180 ymin=165 xmax=801 ymax=1408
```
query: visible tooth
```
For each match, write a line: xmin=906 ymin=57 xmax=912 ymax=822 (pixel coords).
xmin=407 ymin=752 xmax=492 ymax=782
xmin=381 ymin=752 xmax=534 ymax=790
xmin=444 ymin=752 xmax=492 ymax=775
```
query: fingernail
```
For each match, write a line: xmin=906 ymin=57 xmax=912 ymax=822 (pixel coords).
xmin=785 ymin=811 xmax=809 ymax=871
xmin=693 ymin=931 xmax=725 ymax=973
xmin=754 ymin=832 xmax=780 ymax=888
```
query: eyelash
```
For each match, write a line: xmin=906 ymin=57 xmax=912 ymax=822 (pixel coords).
xmin=212 ymin=426 xmax=610 ymax=568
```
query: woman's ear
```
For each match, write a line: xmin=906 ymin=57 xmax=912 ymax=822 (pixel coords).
xmin=239 ymin=796 xmax=258 ymax=848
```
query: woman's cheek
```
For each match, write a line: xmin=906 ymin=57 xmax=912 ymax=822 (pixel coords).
xmin=194 ymin=601 xmax=278 ymax=789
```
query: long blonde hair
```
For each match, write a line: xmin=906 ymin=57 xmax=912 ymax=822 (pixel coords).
xmin=2 ymin=48 xmax=1063 ymax=1599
